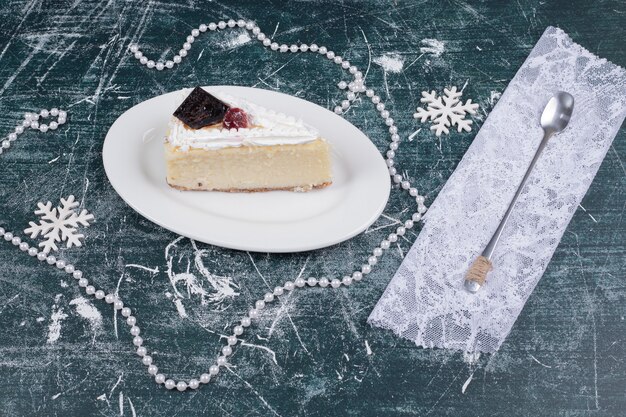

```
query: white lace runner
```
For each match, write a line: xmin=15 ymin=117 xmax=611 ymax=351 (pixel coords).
xmin=368 ymin=27 xmax=626 ymax=353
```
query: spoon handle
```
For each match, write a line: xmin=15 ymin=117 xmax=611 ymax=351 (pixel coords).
xmin=482 ymin=131 xmax=552 ymax=259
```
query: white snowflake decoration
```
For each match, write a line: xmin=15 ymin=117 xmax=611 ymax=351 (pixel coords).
xmin=24 ymin=195 xmax=94 ymax=253
xmin=413 ymin=86 xmax=479 ymax=136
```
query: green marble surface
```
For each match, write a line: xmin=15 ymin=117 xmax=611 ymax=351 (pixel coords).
xmin=0 ymin=1 xmax=625 ymax=416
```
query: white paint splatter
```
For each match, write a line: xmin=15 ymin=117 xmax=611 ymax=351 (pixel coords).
xmin=217 ymin=32 xmax=251 ymax=50
xmin=373 ymin=53 xmax=404 ymax=73
xmin=36 ymin=316 xmax=45 ymax=322
xmin=420 ymin=38 xmax=445 ymax=57
xmin=463 ymin=351 xmax=481 ymax=364
xmin=489 ymin=90 xmax=502 ymax=105
xmin=173 ymin=298 xmax=187 ymax=318
xmin=47 ymin=296 xmax=68 ymax=344
xmin=69 ymin=296 xmax=102 ymax=331
xmin=365 ymin=340 xmax=373 ymax=355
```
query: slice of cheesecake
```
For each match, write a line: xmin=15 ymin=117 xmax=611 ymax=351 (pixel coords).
xmin=165 ymin=87 xmax=332 ymax=192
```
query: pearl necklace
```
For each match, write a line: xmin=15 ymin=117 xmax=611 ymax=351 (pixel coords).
xmin=0 ymin=19 xmax=427 ymax=392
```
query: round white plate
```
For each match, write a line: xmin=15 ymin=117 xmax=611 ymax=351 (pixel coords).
xmin=103 ymin=86 xmax=390 ymax=253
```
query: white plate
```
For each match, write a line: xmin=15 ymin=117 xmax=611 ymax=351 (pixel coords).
xmin=103 ymin=86 xmax=390 ymax=253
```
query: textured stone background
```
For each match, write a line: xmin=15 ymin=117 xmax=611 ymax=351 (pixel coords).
xmin=0 ymin=1 xmax=624 ymax=416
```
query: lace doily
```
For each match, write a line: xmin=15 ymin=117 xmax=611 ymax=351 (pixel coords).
xmin=368 ymin=27 xmax=626 ymax=353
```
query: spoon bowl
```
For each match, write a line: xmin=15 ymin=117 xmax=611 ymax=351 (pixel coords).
xmin=540 ymin=91 xmax=575 ymax=133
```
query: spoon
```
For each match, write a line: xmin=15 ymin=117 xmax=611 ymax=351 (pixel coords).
xmin=464 ymin=91 xmax=575 ymax=293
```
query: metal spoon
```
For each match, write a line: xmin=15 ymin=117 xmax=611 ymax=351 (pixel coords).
xmin=464 ymin=91 xmax=575 ymax=293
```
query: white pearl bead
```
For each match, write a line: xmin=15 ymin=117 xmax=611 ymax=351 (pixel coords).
xmin=279 ymin=44 xmax=288 ymax=53
xmin=179 ymin=49 xmax=187 ymax=57
xmin=415 ymin=196 xmax=425 ymax=204
xmin=388 ymin=167 xmax=397 ymax=176
xmin=273 ymin=286 xmax=283 ymax=296
xmin=165 ymin=61 xmax=174 ymax=69
xmin=234 ymin=325 xmax=244 ymax=335
xmin=376 ymin=103 xmax=385 ymax=112
xmin=386 ymin=150 xmax=395 ymax=159
xmin=380 ymin=110 xmax=389 ymax=118
xmin=227 ymin=335 xmax=237 ymax=345
xmin=401 ymin=181 xmax=411 ymax=190
xmin=141 ymin=355 xmax=151 ymax=365
xmin=241 ymin=317 xmax=251 ymax=327
xmin=418 ymin=204 xmax=428 ymax=214
xmin=389 ymin=126 xmax=398 ymax=134
xmin=263 ymin=38 xmax=271 ymax=46
xmin=388 ymin=233 xmax=398 ymax=242
xmin=309 ymin=44 xmax=319 ymax=52
xmin=352 ymin=271 xmax=363 ymax=281
xmin=331 ymin=279 xmax=341 ymax=288
xmin=173 ymin=55 xmax=182 ymax=64
xmin=85 ymin=286 xmax=96 ymax=295
xmin=64 ymin=264 xmax=74 ymax=273
xmin=263 ymin=293 xmax=274 ymax=303
xmin=15 ymin=126 xmax=24 ymax=134
xmin=218 ymin=21 xmax=226 ymax=29
xmin=37 ymin=252 xmax=46 ymax=261
xmin=31 ymin=113 xmax=39 ymax=121
xmin=30 ymin=121 xmax=39 ymax=130
xmin=130 ymin=326 xmax=140 ymax=336
xmin=191 ymin=29 xmax=200 ymax=37
xmin=22 ymin=119 xmax=31 ymax=127
xmin=129 ymin=44 xmax=139 ymax=53
xmin=412 ymin=213 xmax=422 ymax=222
xmin=284 ymin=281 xmax=295 ymax=291
xmin=48 ymin=122 xmax=58 ymax=130
xmin=105 ymin=294 xmax=115 ymax=304
xmin=248 ymin=309 xmax=258 ymax=319
xmin=120 ymin=307 xmax=131 ymax=317
xmin=318 ymin=278 xmax=329 ymax=287
xmin=300 ymin=44 xmax=308 ymax=52
xmin=368 ymin=256 xmax=378 ymax=265
xmin=252 ymin=26 xmax=261 ymax=35
xmin=146 ymin=60 xmax=155 ymax=68
xmin=57 ymin=117 xmax=66 ymax=125
xmin=326 ymin=51 xmax=335 ymax=59
xmin=50 ymin=108 xmax=59 ymax=116
xmin=387 ymin=160 xmax=395 ymax=167
xmin=270 ymin=42 xmax=279 ymax=50
xmin=338 ymin=81 xmax=347 ymax=89
xmin=140 ymin=56 xmax=148 ymax=65
xmin=257 ymin=33 xmax=266 ymax=41
xmin=366 ymin=89 xmax=374 ymax=97
xmin=10 ymin=236 xmax=20 ymax=245
xmin=155 ymin=374 xmax=166 ymax=384
xmin=372 ymin=95 xmax=380 ymax=104
xmin=237 ymin=20 xmax=246 ymax=28
xmin=95 ymin=290 xmax=105 ymax=299
xmin=189 ymin=379 xmax=200 ymax=389
xmin=409 ymin=188 xmax=418 ymax=197
xmin=8 ymin=133 xmax=17 ymax=141
xmin=28 ymin=247 xmax=38 ymax=256
xmin=39 ymin=124 xmax=50 ymax=132
xmin=183 ymin=42 xmax=191 ymax=50
xmin=342 ymin=276 xmax=353 ymax=286
xmin=78 ymin=278 xmax=88 ymax=287
xmin=393 ymin=174 xmax=402 ymax=183
xmin=55 ymin=259 xmax=66 ymax=269
xmin=347 ymin=92 xmax=356 ymax=101
xmin=255 ymin=300 xmax=265 ymax=310
xmin=380 ymin=240 xmax=390 ymax=250
xmin=127 ymin=316 xmax=136 ymax=326
xmin=334 ymin=56 xmax=343 ymax=64
xmin=133 ymin=336 xmax=143 ymax=346
xmin=341 ymin=100 xmax=350 ymax=109
xmin=318 ymin=46 xmax=327 ymax=54
xmin=209 ymin=365 xmax=219 ymax=375
xmin=199 ymin=24 xmax=207 ymax=32
xmin=222 ymin=346 xmax=232 ymax=356
xmin=46 ymin=255 xmax=56 ymax=265
xmin=391 ymin=133 xmax=400 ymax=141
xmin=396 ymin=226 xmax=406 ymax=236
xmin=405 ymin=220 xmax=414 ymax=229
xmin=19 ymin=242 xmax=29 ymax=251
xmin=289 ymin=44 xmax=298 ymax=52
xmin=228 ymin=19 xmax=236 ymax=28
xmin=148 ymin=365 xmax=158 ymax=375
xmin=218 ymin=356 xmax=228 ymax=366
xmin=295 ymin=277 xmax=306 ymax=287
xmin=349 ymin=66 xmax=358 ymax=74
xmin=334 ymin=106 xmax=343 ymax=114
xmin=361 ymin=265 xmax=372 ymax=274
xmin=373 ymin=248 xmax=383 ymax=257
xmin=307 ymin=277 xmax=317 ymax=286
xmin=176 ymin=381 xmax=188 ymax=392
xmin=134 ymin=51 xmax=142 ymax=59
xmin=165 ymin=379 xmax=176 ymax=390
xmin=200 ymin=373 xmax=210 ymax=384
xmin=385 ymin=118 xmax=394 ymax=126
xmin=341 ymin=60 xmax=349 ymax=68
xmin=208 ymin=22 xmax=217 ymax=30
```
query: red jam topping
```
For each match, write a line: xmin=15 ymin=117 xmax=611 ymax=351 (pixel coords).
xmin=222 ymin=108 xmax=249 ymax=129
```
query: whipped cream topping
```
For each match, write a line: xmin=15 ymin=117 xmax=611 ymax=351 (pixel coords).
xmin=166 ymin=89 xmax=320 ymax=150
